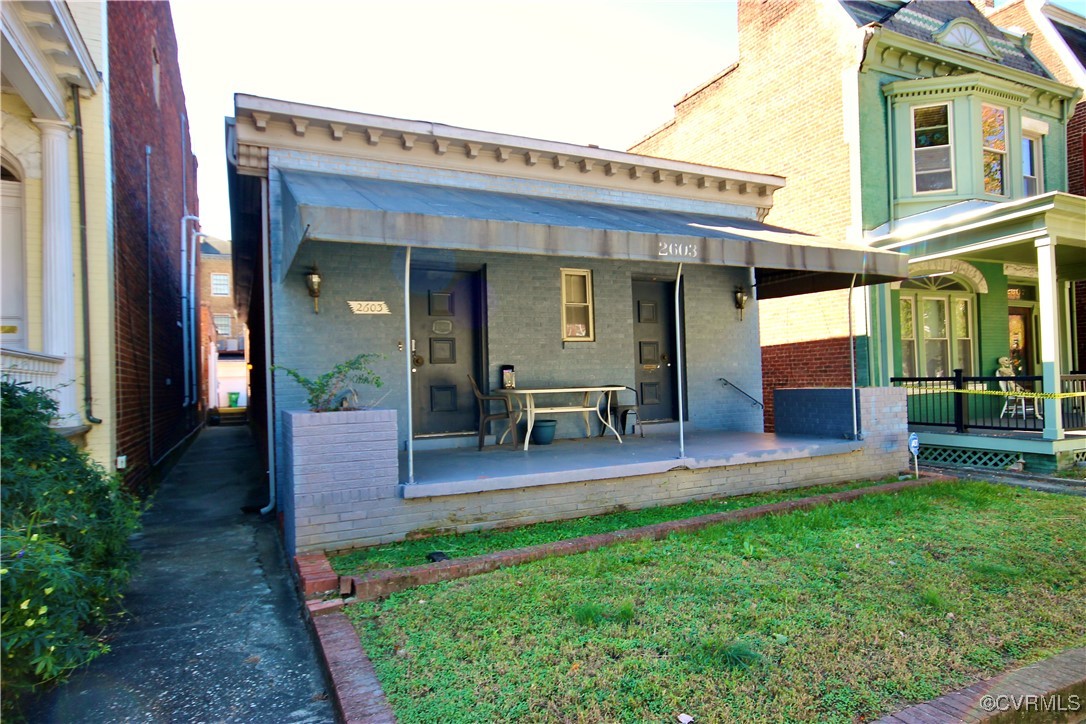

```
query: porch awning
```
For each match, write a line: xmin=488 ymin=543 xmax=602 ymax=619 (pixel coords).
xmin=279 ymin=171 xmax=907 ymax=299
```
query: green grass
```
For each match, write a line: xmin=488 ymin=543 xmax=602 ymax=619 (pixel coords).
xmin=331 ymin=478 xmax=899 ymax=574
xmin=1055 ymin=465 xmax=1086 ymax=481
xmin=347 ymin=481 xmax=1086 ymax=723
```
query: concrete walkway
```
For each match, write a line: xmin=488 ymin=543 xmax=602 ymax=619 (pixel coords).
xmin=30 ymin=426 xmax=334 ymax=723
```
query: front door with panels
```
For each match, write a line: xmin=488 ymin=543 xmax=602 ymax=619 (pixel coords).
xmin=410 ymin=269 xmax=481 ymax=436
xmin=632 ymin=280 xmax=678 ymax=422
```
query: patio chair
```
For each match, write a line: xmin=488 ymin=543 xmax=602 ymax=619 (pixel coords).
xmin=995 ymin=369 xmax=1042 ymax=420
xmin=467 ymin=374 xmax=518 ymax=451
xmin=598 ymin=385 xmax=643 ymax=438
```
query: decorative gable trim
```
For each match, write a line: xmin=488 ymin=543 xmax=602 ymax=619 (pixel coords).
xmin=933 ymin=19 xmax=1000 ymax=60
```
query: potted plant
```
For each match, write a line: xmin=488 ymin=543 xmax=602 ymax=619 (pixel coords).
xmin=273 ymin=353 xmax=383 ymax=412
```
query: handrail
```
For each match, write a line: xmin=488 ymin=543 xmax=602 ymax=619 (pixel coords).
xmin=718 ymin=377 xmax=764 ymax=409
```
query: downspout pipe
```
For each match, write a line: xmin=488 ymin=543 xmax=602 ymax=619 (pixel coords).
xmin=72 ymin=85 xmax=101 ymax=424
xmin=404 ymin=247 xmax=414 ymax=484
xmin=674 ymin=263 xmax=685 ymax=459
xmin=848 ymin=273 xmax=862 ymax=441
xmin=260 ymin=178 xmax=276 ymax=516
xmin=190 ymin=229 xmax=205 ymax=408
xmin=146 ymin=146 xmax=155 ymax=461
xmin=179 ymin=214 xmax=199 ymax=406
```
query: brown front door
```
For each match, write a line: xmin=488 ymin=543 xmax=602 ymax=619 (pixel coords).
xmin=410 ymin=268 xmax=481 ymax=436
xmin=1008 ymin=306 xmax=1033 ymax=375
xmin=632 ymin=280 xmax=678 ymax=422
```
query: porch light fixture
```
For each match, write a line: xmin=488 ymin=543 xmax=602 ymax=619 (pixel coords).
xmin=304 ymin=265 xmax=322 ymax=314
xmin=734 ymin=286 xmax=749 ymax=321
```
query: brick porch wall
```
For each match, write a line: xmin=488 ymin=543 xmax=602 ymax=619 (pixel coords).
xmin=282 ymin=387 xmax=906 ymax=554
xmin=762 ymin=337 xmax=856 ymax=431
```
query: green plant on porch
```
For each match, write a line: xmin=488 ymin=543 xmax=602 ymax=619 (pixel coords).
xmin=273 ymin=353 xmax=383 ymax=412
xmin=0 ymin=380 xmax=142 ymax=717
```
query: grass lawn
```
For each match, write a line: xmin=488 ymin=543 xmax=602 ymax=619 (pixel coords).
xmin=347 ymin=481 xmax=1086 ymax=723
xmin=332 ymin=478 xmax=899 ymax=574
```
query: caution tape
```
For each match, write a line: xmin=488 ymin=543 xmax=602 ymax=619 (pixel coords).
xmin=897 ymin=386 xmax=1086 ymax=400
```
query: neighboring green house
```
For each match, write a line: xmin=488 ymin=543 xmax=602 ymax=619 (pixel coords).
xmin=634 ymin=0 xmax=1085 ymax=472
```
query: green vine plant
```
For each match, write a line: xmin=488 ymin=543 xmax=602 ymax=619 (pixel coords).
xmin=273 ymin=353 xmax=384 ymax=412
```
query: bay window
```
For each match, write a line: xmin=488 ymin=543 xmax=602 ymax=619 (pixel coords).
xmin=1022 ymin=135 xmax=1042 ymax=196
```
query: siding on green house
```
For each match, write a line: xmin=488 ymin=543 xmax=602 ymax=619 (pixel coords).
xmin=859 ymin=71 xmax=892 ymax=232
xmin=974 ymin=262 xmax=1010 ymax=377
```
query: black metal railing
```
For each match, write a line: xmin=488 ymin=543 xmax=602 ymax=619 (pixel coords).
xmin=1063 ymin=375 xmax=1086 ymax=430
xmin=892 ymin=369 xmax=1048 ymax=433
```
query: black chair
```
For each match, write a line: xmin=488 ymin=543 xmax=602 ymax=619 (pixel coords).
xmin=468 ymin=374 xmax=518 ymax=450
xmin=598 ymin=385 xmax=642 ymax=438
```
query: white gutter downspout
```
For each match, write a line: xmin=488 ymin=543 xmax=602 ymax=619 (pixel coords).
xmin=260 ymin=179 xmax=276 ymax=516
xmin=675 ymin=263 xmax=685 ymax=459
xmin=404 ymin=247 xmax=414 ymax=484
xmin=191 ymin=230 xmax=208 ymax=407
xmin=848 ymin=273 xmax=862 ymax=441
xmin=180 ymin=214 xmax=199 ymax=406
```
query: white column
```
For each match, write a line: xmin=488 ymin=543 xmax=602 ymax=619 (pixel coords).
xmin=34 ymin=119 xmax=78 ymax=425
xmin=1035 ymin=236 xmax=1063 ymax=441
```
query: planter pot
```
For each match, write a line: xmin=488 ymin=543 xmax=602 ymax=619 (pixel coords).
xmin=530 ymin=419 xmax=558 ymax=445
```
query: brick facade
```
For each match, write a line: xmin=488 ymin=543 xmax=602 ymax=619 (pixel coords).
xmin=631 ymin=0 xmax=862 ymax=429
xmin=282 ymin=388 xmax=906 ymax=553
xmin=109 ymin=2 xmax=200 ymax=491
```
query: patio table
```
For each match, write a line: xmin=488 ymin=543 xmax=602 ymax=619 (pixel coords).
xmin=496 ymin=386 xmax=627 ymax=451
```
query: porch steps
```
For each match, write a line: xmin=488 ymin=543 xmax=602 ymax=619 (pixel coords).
xmin=212 ymin=407 xmax=248 ymax=427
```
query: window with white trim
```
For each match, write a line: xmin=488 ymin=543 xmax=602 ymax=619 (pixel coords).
xmin=561 ymin=268 xmax=594 ymax=341
xmin=213 ymin=314 xmax=231 ymax=337
xmin=982 ymin=104 xmax=1007 ymax=195
xmin=210 ymin=273 xmax=230 ymax=296
xmin=912 ymin=104 xmax=953 ymax=193
xmin=898 ymin=275 xmax=975 ymax=377
xmin=1022 ymin=134 xmax=1042 ymax=196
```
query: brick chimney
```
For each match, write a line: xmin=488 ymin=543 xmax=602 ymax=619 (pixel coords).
xmin=970 ymin=0 xmax=996 ymax=15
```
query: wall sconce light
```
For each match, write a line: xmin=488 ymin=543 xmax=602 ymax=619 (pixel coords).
xmin=734 ymin=286 xmax=749 ymax=321
xmin=304 ymin=265 xmax=322 ymax=314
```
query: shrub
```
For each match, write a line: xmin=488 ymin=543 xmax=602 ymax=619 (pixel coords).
xmin=272 ymin=353 xmax=383 ymax=412
xmin=0 ymin=381 xmax=141 ymax=717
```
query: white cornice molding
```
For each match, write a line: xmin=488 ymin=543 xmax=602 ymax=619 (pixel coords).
xmin=233 ymin=94 xmax=787 ymax=210
xmin=0 ymin=1 xmax=97 ymax=119
xmin=863 ymin=28 xmax=1081 ymax=119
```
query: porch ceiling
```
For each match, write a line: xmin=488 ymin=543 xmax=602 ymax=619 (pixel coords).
xmin=872 ymin=192 xmax=1086 ymax=280
xmin=278 ymin=171 xmax=907 ymax=299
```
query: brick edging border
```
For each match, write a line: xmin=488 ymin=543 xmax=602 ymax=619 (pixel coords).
xmin=875 ymin=647 xmax=1086 ymax=723
xmin=346 ymin=475 xmax=951 ymax=602
xmin=307 ymin=610 xmax=395 ymax=724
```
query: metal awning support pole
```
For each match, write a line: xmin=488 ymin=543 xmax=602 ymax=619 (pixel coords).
xmin=848 ymin=273 xmax=861 ymax=441
xmin=675 ymin=263 xmax=685 ymax=459
xmin=404 ymin=247 xmax=415 ymax=483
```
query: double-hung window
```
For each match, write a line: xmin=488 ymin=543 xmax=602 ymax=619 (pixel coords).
xmin=912 ymin=104 xmax=953 ymax=193
xmin=561 ymin=268 xmax=594 ymax=341
xmin=982 ymin=104 xmax=1007 ymax=195
xmin=213 ymin=314 xmax=231 ymax=337
xmin=211 ymin=273 xmax=230 ymax=296
xmin=1022 ymin=135 xmax=1042 ymax=196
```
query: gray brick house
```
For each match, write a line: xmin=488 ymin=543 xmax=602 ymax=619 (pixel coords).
xmin=227 ymin=94 xmax=910 ymax=553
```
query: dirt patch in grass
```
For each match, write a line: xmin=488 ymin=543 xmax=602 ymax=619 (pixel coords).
xmin=347 ymin=481 xmax=1086 ymax=723
xmin=332 ymin=478 xmax=899 ymax=574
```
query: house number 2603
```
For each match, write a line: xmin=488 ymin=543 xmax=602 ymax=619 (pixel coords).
xmin=658 ymin=241 xmax=698 ymax=258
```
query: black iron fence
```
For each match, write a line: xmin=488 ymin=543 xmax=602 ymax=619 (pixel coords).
xmin=890 ymin=370 xmax=1086 ymax=433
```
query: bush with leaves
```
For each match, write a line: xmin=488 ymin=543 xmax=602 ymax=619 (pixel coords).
xmin=273 ymin=353 xmax=383 ymax=412
xmin=1 ymin=380 xmax=141 ymax=717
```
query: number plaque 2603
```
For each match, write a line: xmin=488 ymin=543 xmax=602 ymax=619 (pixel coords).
xmin=657 ymin=241 xmax=699 ymax=258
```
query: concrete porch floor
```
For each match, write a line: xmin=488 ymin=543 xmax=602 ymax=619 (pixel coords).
xmin=401 ymin=428 xmax=865 ymax=497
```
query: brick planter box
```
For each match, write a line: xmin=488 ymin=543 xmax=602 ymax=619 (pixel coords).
xmin=281 ymin=408 xmax=399 ymax=555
